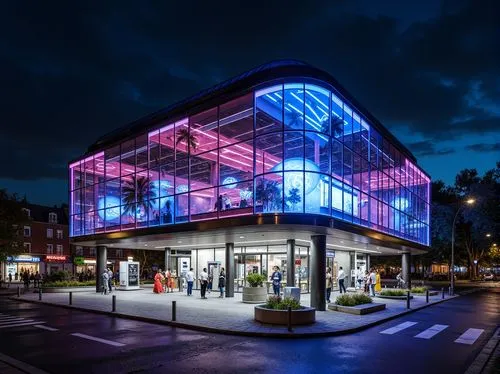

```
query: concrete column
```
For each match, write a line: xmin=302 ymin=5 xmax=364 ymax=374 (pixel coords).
xmin=225 ymin=242 xmax=235 ymax=297
xmin=366 ymin=254 xmax=371 ymax=272
xmin=164 ymin=247 xmax=171 ymax=271
xmin=96 ymin=246 xmax=107 ymax=293
xmin=286 ymin=239 xmax=295 ymax=286
xmin=402 ymin=252 xmax=411 ymax=289
xmin=310 ymin=234 xmax=326 ymax=311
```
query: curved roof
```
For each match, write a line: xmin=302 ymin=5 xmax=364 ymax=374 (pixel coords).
xmin=88 ymin=59 xmax=419 ymax=164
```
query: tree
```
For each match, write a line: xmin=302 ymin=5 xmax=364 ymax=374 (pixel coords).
xmin=286 ymin=188 xmax=301 ymax=211
xmin=176 ymin=128 xmax=198 ymax=152
xmin=121 ymin=176 xmax=156 ymax=218
xmin=0 ymin=190 xmax=29 ymax=262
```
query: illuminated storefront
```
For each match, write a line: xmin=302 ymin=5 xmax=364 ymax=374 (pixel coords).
xmin=4 ymin=255 xmax=41 ymax=280
xmin=69 ymin=61 xmax=430 ymax=307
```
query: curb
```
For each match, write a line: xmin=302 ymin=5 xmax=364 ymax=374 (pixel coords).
xmin=8 ymin=294 xmax=460 ymax=339
xmin=464 ymin=326 xmax=500 ymax=374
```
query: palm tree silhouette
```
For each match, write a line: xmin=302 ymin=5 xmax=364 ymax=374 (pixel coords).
xmin=176 ymin=128 xmax=198 ymax=152
xmin=121 ymin=176 xmax=156 ymax=217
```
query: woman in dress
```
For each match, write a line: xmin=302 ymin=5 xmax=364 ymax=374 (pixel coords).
xmin=153 ymin=270 xmax=164 ymax=294
xmin=375 ymin=269 xmax=382 ymax=293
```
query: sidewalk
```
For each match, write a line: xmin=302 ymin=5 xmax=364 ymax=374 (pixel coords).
xmin=11 ymin=288 xmax=457 ymax=338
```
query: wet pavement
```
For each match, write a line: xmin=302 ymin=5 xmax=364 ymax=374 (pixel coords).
xmin=13 ymin=286 xmax=456 ymax=336
xmin=0 ymin=288 xmax=498 ymax=373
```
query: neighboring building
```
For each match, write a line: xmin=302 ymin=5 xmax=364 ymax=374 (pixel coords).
xmin=3 ymin=203 xmax=72 ymax=280
xmin=69 ymin=60 xmax=431 ymax=308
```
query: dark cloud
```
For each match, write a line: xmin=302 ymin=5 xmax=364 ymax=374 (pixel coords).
xmin=0 ymin=0 xmax=499 ymax=190
xmin=407 ymin=141 xmax=456 ymax=157
xmin=465 ymin=143 xmax=500 ymax=153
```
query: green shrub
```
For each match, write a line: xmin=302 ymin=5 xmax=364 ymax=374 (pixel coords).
xmin=42 ymin=280 xmax=96 ymax=288
xmin=246 ymin=273 xmax=266 ymax=287
xmin=335 ymin=294 xmax=372 ymax=306
xmin=410 ymin=287 xmax=428 ymax=294
xmin=45 ymin=271 xmax=72 ymax=282
xmin=264 ymin=296 xmax=302 ymax=310
xmin=380 ymin=289 xmax=406 ymax=297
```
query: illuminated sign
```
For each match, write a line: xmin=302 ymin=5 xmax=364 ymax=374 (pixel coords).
xmin=73 ymin=256 xmax=85 ymax=265
xmin=6 ymin=256 xmax=41 ymax=263
xmin=46 ymin=255 xmax=67 ymax=262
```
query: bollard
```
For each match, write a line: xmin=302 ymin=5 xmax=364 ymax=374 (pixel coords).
xmin=69 ymin=292 xmax=73 ymax=305
xmin=112 ymin=295 xmax=116 ymax=312
xmin=38 ymin=287 xmax=42 ymax=301
xmin=172 ymin=301 xmax=176 ymax=321
xmin=426 ymin=289 xmax=429 ymax=303
xmin=441 ymin=287 xmax=445 ymax=299
xmin=406 ymin=291 xmax=410 ymax=309
xmin=287 ymin=306 xmax=293 ymax=332
xmin=17 ymin=286 xmax=20 ymax=297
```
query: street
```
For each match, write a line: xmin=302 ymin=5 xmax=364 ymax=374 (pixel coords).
xmin=0 ymin=288 xmax=498 ymax=374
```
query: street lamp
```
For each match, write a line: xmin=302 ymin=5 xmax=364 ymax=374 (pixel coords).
xmin=451 ymin=198 xmax=475 ymax=295
xmin=486 ymin=233 xmax=491 ymax=237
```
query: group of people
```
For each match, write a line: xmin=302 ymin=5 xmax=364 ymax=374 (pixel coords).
xmin=152 ymin=268 xmax=175 ymax=294
xmin=325 ymin=266 xmax=382 ymax=302
xmin=100 ymin=268 xmax=116 ymax=295
xmin=153 ymin=267 xmax=227 ymax=299
xmin=6 ymin=270 xmax=42 ymax=288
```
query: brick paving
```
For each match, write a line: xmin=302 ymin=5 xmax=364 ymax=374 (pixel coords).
xmin=13 ymin=287 xmax=456 ymax=337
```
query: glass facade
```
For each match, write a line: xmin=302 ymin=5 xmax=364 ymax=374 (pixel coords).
xmin=70 ymin=81 xmax=430 ymax=245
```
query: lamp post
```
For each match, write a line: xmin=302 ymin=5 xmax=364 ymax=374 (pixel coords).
xmin=451 ymin=198 xmax=475 ymax=295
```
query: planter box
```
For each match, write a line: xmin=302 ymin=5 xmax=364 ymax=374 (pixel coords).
xmin=328 ymin=302 xmax=386 ymax=315
xmin=242 ymin=287 xmax=267 ymax=304
xmin=376 ymin=294 xmax=413 ymax=300
xmin=254 ymin=305 xmax=316 ymax=325
xmin=412 ymin=291 xmax=438 ymax=296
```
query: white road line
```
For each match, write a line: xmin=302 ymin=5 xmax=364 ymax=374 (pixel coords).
xmin=0 ymin=317 xmax=26 ymax=321
xmin=0 ymin=319 xmax=33 ymax=325
xmin=71 ymin=333 xmax=126 ymax=347
xmin=0 ymin=321 xmax=45 ymax=329
xmin=455 ymin=328 xmax=484 ymax=345
xmin=34 ymin=325 xmax=59 ymax=331
xmin=415 ymin=324 xmax=449 ymax=339
xmin=380 ymin=321 xmax=418 ymax=335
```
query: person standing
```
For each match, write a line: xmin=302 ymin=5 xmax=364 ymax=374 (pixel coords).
xmin=218 ymin=267 xmax=226 ymax=298
xmin=166 ymin=268 xmax=174 ymax=293
xmin=186 ymin=268 xmax=195 ymax=296
xmin=369 ymin=268 xmax=377 ymax=296
xmin=199 ymin=268 xmax=209 ymax=299
xmin=375 ymin=269 xmax=382 ymax=293
xmin=270 ymin=266 xmax=282 ymax=296
xmin=326 ymin=267 xmax=333 ymax=303
xmin=101 ymin=270 xmax=109 ymax=295
xmin=337 ymin=266 xmax=346 ymax=294
xmin=107 ymin=268 xmax=113 ymax=293
xmin=8 ymin=272 xmax=12 ymax=288
xmin=356 ymin=267 xmax=364 ymax=289
xmin=153 ymin=270 xmax=164 ymax=294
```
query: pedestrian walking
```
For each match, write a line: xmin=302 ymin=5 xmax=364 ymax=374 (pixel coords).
xmin=326 ymin=267 xmax=333 ymax=303
xmin=166 ymin=268 xmax=174 ymax=293
xmin=270 ymin=266 xmax=282 ymax=296
xmin=356 ymin=267 xmax=363 ymax=289
xmin=186 ymin=268 xmax=194 ymax=296
xmin=153 ymin=270 xmax=164 ymax=294
xmin=369 ymin=268 xmax=376 ymax=296
xmin=337 ymin=266 xmax=347 ymax=294
xmin=199 ymin=268 xmax=209 ymax=299
xmin=375 ymin=269 xmax=382 ymax=293
xmin=107 ymin=268 xmax=113 ymax=293
xmin=218 ymin=267 xmax=226 ymax=298
xmin=8 ymin=272 xmax=12 ymax=288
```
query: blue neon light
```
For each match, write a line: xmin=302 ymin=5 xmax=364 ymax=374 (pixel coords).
xmin=97 ymin=196 xmax=121 ymax=221
xmin=272 ymin=158 xmax=320 ymax=194
xmin=222 ymin=176 xmax=238 ymax=189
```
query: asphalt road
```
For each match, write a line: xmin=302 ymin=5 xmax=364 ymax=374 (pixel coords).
xmin=0 ymin=288 xmax=498 ymax=374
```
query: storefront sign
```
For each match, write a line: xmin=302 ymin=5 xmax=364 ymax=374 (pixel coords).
xmin=73 ymin=256 xmax=85 ymax=265
xmin=326 ymin=250 xmax=335 ymax=258
xmin=128 ymin=263 xmax=139 ymax=287
xmin=46 ymin=255 xmax=67 ymax=262
xmin=6 ymin=255 xmax=41 ymax=263
xmin=295 ymin=259 xmax=302 ymax=265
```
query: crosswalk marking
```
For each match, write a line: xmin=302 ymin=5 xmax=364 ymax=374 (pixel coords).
xmin=380 ymin=321 xmax=418 ymax=335
xmin=415 ymin=324 xmax=449 ymax=339
xmin=0 ymin=319 xmax=34 ymax=325
xmin=34 ymin=325 xmax=59 ymax=332
xmin=455 ymin=328 xmax=484 ymax=345
xmin=0 ymin=321 xmax=46 ymax=329
xmin=71 ymin=333 xmax=126 ymax=347
xmin=0 ymin=317 xmax=27 ymax=322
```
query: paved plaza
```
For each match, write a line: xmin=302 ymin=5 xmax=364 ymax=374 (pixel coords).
xmin=11 ymin=286 xmax=456 ymax=337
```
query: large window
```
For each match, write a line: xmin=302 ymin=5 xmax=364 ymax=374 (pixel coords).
xmin=70 ymin=81 xmax=430 ymax=245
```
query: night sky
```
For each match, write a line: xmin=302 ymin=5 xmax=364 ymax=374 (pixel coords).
xmin=1 ymin=1 xmax=499 ymax=206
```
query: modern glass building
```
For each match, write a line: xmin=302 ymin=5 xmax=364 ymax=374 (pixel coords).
xmin=69 ymin=60 xmax=430 ymax=309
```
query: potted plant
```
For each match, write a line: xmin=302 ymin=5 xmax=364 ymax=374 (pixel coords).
xmin=242 ymin=273 xmax=267 ymax=304
xmin=254 ymin=296 xmax=316 ymax=325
